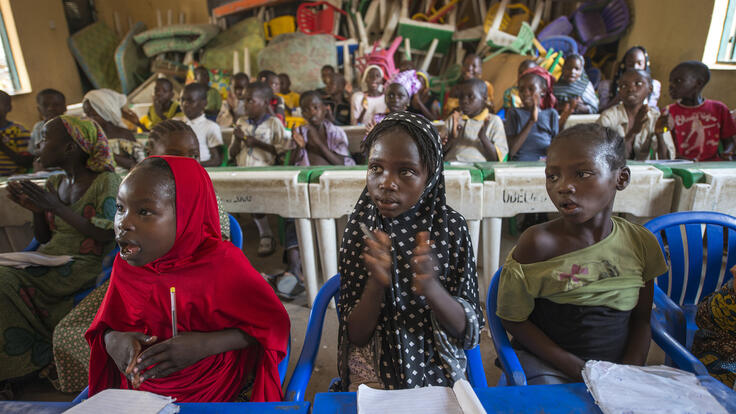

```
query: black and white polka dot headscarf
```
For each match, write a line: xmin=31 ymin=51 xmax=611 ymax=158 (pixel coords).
xmin=336 ymin=111 xmax=483 ymax=390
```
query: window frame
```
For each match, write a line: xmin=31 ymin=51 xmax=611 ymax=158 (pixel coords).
xmin=716 ymin=0 xmax=736 ymax=63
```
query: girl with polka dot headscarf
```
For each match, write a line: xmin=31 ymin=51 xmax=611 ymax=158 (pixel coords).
xmin=336 ymin=111 xmax=483 ymax=391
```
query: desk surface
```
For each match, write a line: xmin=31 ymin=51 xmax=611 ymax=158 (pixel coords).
xmin=0 ymin=400 xmax=310 ymax=413
xmin=312 ymin=383 xmax=601 ymax=414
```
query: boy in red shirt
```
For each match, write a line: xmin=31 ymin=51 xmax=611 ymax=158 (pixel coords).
xmin=667 ymin=61 xmax=736 ymax=161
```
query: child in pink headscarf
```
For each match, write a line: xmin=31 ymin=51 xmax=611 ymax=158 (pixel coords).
xmin=366 ymin=70 xmax=423 ymax=132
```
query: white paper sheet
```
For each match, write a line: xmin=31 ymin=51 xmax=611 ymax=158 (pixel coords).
xmin=0 ymin=251 xmax=73 ymax=268
xmin=583 ymin=360 xmax=728 ymax=414
xmin=453 ymin=379 xmax=486 ymax=414
xmin=357 ymin=384 xmax=463 ymax=414
xmin=63 ymin=389 xmax=179 ymax=414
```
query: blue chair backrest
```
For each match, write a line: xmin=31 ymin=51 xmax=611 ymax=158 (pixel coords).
xmin=284 ymin=274 xmax=486 ymax=401
xmin=644 ymin=211 xmax=736 ymax=307
xmin=485 ymin=267 xmax=527 ymax=386
xmin=540 ymin=35 xmax=578 ymax=57
xmin=228 ymin=214 xmax=243 ymax=249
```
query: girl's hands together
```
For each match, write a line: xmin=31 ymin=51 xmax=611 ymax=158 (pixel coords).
xmin=7 ymin=180 xmax=62 ymax=213
xmin=133 ymin=332 xmax=209 ymax=383
xmin=362 ymin=228 xmax=392 ymax=288
xmin=104 ymin=331 xmax=158 ymax=387
xmin=411 ymin=231 xmax=440 ymax=297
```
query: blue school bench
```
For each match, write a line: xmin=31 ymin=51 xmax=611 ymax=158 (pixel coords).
xmin=0 ymin=401 xmax=310 ymax=413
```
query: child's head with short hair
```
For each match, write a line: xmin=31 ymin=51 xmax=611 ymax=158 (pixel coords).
xmin=0 ymin=90 xmax=12 ymax=120
xmin=115 ymin=156 xmax=177 ymax=266
xmin=517 ymin=59 xmax=538 ymax=80
xmin=321 ymin=65 xmax=335 ymax=86
xmin=561 ymin=54 xmax=585 ymax=84
xmin=278 ymin=73 xmax=291 ymax=94
xmin=36 ymin=89 xmax=66 ymax=122
xmin=38 ymin=116 xmax=86 ymax=169
xmin=457 ymin=78 xmax=487 ymax=118
xmin=362 ymin=112 xmax=440 ymax=218
xmin=545 ymin=123 xmax=630 ymax=223
xmin=153 ymin=78 xmax=174 ymax=107
xmin=300 ymin=90 xmax=327 ymax=127
xmin=148 ymin=119 xmax=200 ymax=159
xmin=622 ymin=46 xmax=650 ymax=72
xmin=194 ymin=67 xmax=210 ymax=86
xmin=181 ymin=83 xmax=208 ymax=120
xmin=669 ymin=60 xmax=710 ymax=102
xmin=245 ymin=81 xmax=272 ymax=121
xmin=518 ymin=72 xmax=547 ymax=110
xmin=461 ymin=53 xmax=482 ymax=80
xmin=230 ymin=73 xmax=249 ymax=100
xmin=362 ymin=66 xmax=384 ymax=94
xmin=385 ymin=71 xmax=421 ymax=113
xmin=265 ymin=73 xmax=280 ymax=96
xmin=325 ymin=73 xmax=346 ymax=96
xmin=619 ymin=69 xmax=652 ymax=108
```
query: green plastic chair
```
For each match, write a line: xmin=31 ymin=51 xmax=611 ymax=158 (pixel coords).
xmin=429 ymin=63 xmax=462 ymax=109
xmin=483 ymin=21 xmax=536 ymax=62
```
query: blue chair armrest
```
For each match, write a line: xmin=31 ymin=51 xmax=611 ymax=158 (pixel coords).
xmin=72 ymin=386 xmax=88 ymax=404
xmin=653 ymin=285 xmax=687 ymax=345
xmin=464 ymin=346 xmax=487 ymax=388
xmin=650 ymin=316 xmax=708 ymax=376
xmin=23 ymin=238 xmax=40 ymax=252
xmin=489 ymin=315 xmax=527 ymax=386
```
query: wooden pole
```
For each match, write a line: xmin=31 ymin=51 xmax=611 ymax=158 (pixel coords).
xmin=243 ymin=48 xmax=251 ymax=77
xmin=233 ymin=50 xmax=240 ymax=74
xmin=156 ymin=10 xmax=163 ymax=28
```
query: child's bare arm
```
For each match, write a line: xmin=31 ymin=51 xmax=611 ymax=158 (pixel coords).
xmin=721 ymin=136 xmax=736 ymax=160
xmin=478 ymin=116 xmax=500 ymax=162
xmin=0 ymin=141 xmax=33 ymax=168
xmin=246 ymin=137 xmax=278 ymax=156
xmin=133 ymin=329 xmax=255 ymax=382
xmin=620 ymin=280 xmax=654 ymax=365
xmin=306 ymin=125 xmax=346 ymax=165
xmin=502 ymin=319 xmax=585 ymax=380
xmin=200 ymin=146 xmax=222 ymax=167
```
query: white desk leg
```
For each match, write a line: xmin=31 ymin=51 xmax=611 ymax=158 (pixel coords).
xmin=468 ymin=219 xmax=481 ymax=261
xmin=317 ymin=218 xmax=339 ymax=283
xmin=296 ymin=218 xmax=319 ymax=307
xmin=481 ymin=218 xmax=502 ymax=300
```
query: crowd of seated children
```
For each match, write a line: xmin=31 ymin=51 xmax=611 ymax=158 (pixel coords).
xmin=83 ymin=89 xmax=144 ymax=173
xmin=351 ymin=65 xmax=386 ymax=125
xmin=217 ymin=73 xmax=249 ymax=128
xmin=597 ymin=69 xmax=674 ymax=160
xmin=1 ymin=116 xmax=120 ymax=397
xmin=600 ymin=46 xmax=661 ymax=111
xmin=86 ymin=156 xmax=289 ymax=402
xmin=52 ymin=119 xmax=231 ymax=393
xmin=666 ymin=61 xmax=736 ymax=161
xmin=182 ymin=83 xmax=224 ymax=167
xmin=337 ymin=111 xmax=482 ymax=391
xmin=277 ymin=73 xmax=300 ymax=116
xmin=497 ymin=123 xmax=668 ymax=384
xmin=229 ymin=81 xmax=289 ymax=257
xmin=443 ymin=78 xmax=507 ymax=162
xmin=267 ymin=91 xmax=356 ymax=299
xmin=553 ymin=54 xmax=598 ymax=116
xmin=505 ymin=67 xmax=559 ymax=161
xmin=194 ymin=66 xmax=223 ymax=120
xmin=122 ymin=78 xmax=181 ymax=132
xmin=0 ymin=91 xmax=32 ymax=176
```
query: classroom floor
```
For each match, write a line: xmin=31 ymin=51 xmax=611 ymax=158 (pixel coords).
xmin=13 ymin=214 xmax=665 ymax=403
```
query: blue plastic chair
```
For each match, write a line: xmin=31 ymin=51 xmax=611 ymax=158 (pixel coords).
xmin=284 ymin=274 xmax=486 ymax=402
xmin=644 ymin=211 xmax=736 ymax=365
xmin=539 ymin=36 xmax=579 ymax=57
xmin=23 ymin=238 xmax=118 ymax=305
xmin=486 ymin=264 xmax=709 ymax=386
xmin=228 ymin=214 xmax=243 ymax=249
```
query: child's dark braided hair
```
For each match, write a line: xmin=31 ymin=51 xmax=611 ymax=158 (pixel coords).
xmin=552 ymin=123 xmax=626 ymax=170
xmin=131 ymin=156 xmax=176 ymax=203
xmin=149 ymin=119 xmax=196 ymax=143
xmin=299 ymin=90 xmax=323 ymax=107
xmin=361 ymin=117 xmax=439 ymax=178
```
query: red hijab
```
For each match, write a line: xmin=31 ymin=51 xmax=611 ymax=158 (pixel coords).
xmin=521 ymin=66 xmax=557 ymax=110
xmin=86 ymin=156 xmax=289 ymax=402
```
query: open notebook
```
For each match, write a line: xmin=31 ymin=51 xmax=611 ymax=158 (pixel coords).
xmin=357 ymin=379 xmax=486 ymax=414
xmin=63 ymin=389 xmax=179 ymax=414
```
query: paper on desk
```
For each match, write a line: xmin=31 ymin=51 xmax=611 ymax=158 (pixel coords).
xmin=582 ymin=360 xmax=728 ymax=414
xmin=0 ymin=251 xmax=73 ymax=268
xmin=63 ymin=389 xmax=179 ymax=414
xmin=357 ymin=384 xmax=463 ymax=414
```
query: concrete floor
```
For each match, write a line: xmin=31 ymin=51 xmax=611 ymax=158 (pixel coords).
xmin=13 ymin=214 xmax=664 ymax=402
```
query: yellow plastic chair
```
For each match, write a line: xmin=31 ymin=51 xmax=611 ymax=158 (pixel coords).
xmin=285 ymin=116 xmax=307 ymax=130
xmin=264 ymin=15 xmax=296 ymax=41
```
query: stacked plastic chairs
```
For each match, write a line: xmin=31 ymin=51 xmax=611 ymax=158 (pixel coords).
xmin=355 ymin=36 xmax=403 ymax=81
xmin=572 ymin=0 xmax=630 ymax=53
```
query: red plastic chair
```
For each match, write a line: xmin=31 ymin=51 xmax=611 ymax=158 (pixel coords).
xmin=296 ymin=1 xmax=349 ymax=40
xmin=355 ymin=36 xmax=403 ymax=81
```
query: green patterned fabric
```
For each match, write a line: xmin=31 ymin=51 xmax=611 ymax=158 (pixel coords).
xmin=68 ymin=22 xmax=121 ymax=91
xmin=0 ymin=171 xmax=121 ymax=381
xmin=115 ymin=22 xmax=149 ymax=94
xmin=200 ymin=17 xmax=265 ymax=73
xmin=134 ymin=24 xmax=220 ymax=57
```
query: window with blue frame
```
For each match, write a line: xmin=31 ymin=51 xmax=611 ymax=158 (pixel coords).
xmin=0 ymin=10 xmax=21 ymax=93
xmin=717 ymin=0 xmax=736 ymax=63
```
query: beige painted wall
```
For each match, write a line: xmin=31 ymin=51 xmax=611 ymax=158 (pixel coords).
xmin=94 ymin=0 xmax=210 ymax=34
xmin=619 ymin=0 xmax=736 ymax=107
xmin=6 ymin=0 xmax=84 ymax=128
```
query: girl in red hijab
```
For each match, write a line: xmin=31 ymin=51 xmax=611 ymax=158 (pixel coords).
xmin=85 ymin=156 xmax=289 ymax=402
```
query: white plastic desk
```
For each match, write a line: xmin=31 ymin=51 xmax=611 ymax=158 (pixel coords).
xmin=479 ymin=162 xmax=676 ymax=290
xmin=206 ymin=167 xmax=320 ymax=305
xmin=308 ymin=167 xmax=483 ymax=295
xmin=669 ymin=163 xmax=736 ymax=216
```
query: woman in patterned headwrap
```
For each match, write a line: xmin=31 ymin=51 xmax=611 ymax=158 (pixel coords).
xmin=336 ymin=111 xmax=483 ymax=391
xmin=1 ymin=115 xmax=120 ymax=393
